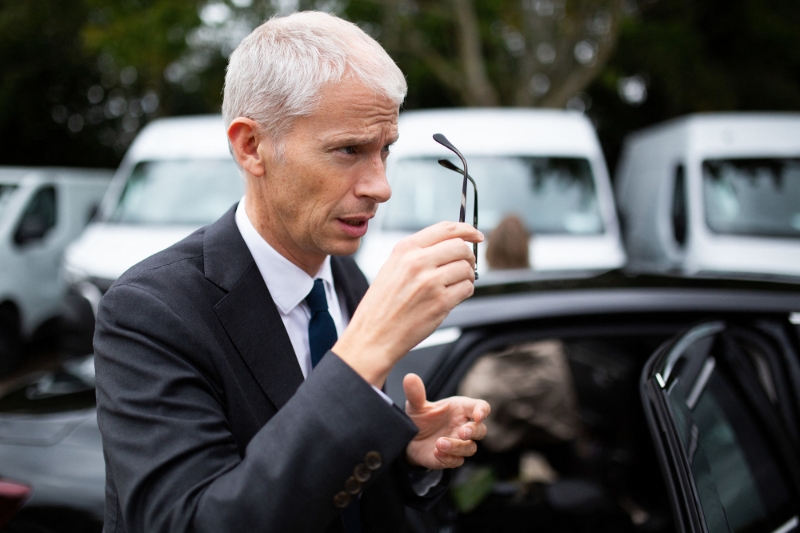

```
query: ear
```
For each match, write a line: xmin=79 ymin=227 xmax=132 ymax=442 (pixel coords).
xmin=227 ymin=118 xmax=273 ymax=178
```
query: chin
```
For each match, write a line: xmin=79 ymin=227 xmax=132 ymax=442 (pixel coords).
xmin=324 ymin=238 xmax=361 ymax=257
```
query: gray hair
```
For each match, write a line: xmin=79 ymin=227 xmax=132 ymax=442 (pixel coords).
xmin=222 ymin=11 xmax=407 ymax=159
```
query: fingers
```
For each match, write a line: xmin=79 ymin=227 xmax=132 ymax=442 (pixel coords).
xmin=409 ymin=221 xmax=484 ymax=249
xmin=433 ymin=450 xmax=465 ymax=469
xmin=437 ymin=437 xmax=478 ymax=456
xmin=433 ymin=437 xmax=477 ymax=468
xmin=422 ymin=238 xmax=476 ymax=270
xmin=403 ymin=373 xmax=427 ymax=414
xmin=471 ymin=400 xmax=491 ymax=424
xmin=458 ymin=419 xmax=487 ymax=441
xmin=333 ymin=222 xmax=482 ymax=384
xmin=430 ymin=424 xmax=486 ymax=469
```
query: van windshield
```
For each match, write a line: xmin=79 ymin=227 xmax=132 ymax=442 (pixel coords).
xmin=703 ymin=158 xmax=800 ymax=238
xmin=382 ymin=156 xmax=604 ymax=234
xmin=0 ymin=184 xmax=18 ymax=220
xmin=109 ymin=160 xmax=244 ymax=225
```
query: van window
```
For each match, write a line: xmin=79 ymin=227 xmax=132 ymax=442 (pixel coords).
xmin=703 ymin=158 xmax=800 ymax=238
xmin=109 ymin=160 xmax=244 ymax=225
xmin=0 ymin=184 xmax=18 ymax=219
xmin=383 ymin=157 xmax=604 ymax=235
xmin=672 ymin=164 xmax=687 ymax=246
xmin=14 ymin=185 xmax=57 ymax=245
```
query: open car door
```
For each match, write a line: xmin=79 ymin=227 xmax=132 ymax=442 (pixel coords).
xmin=641 ymin=320 xmax=800 ymax=533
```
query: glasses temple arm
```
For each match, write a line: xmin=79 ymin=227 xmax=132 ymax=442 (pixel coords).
xmin=433 ymin=134 xmax=469 ymax=224
xmin=466 ymin=174 xmax=478 ymax=275
xmin=437 ymin=160 xmax=479 ymax=276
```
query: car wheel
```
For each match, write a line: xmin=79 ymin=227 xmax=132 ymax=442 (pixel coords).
xmin=0 ymin=305 xmax=22 ymax=374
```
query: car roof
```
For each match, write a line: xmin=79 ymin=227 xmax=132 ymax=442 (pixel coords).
xmin=624 ymin=112 xmax=800 ymax=158
xmin=124 ymin=115 xmax=232 ymax=161
xmin=442 ymin=269 xmax=800 ymax=329
xmin=393 ymin=108 xmax=603 ymax=158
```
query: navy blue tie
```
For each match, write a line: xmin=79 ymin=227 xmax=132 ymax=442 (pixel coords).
xmin=305 ymin=279 xmax=361 ymax=533
xmin=306 ymin=279 xmax=338 ymax=368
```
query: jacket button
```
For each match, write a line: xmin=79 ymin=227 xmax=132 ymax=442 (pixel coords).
xmin=354 ymin=463 xmax=371 ymax=483
xmin=344 ymin=476 xmax=361 ymax=495
xmin=333 ymin=491 xmax=351 ymax=509
xmin=365 ymin=451 xmax=382 ymax=471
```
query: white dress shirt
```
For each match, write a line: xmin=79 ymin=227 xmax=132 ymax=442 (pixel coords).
xmin=235 ymin=198 xmax=441 ymax=495
xmin=235 ymin=199 xmax=347 ymax=379
xmin=235 ymin=200 xmax=392 ymax=403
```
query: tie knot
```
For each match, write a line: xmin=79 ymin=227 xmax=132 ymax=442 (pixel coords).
xmin=305 ymin=279 xmax=328 ymax=313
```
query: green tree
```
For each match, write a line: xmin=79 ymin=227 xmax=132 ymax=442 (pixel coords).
xmin=2 ymin=0 xmax=799 ymax=169
xmin=0 ymin=0 xmax=119 ymax=166
xmin=586 ymin=0 xmax=800 ymax=172
xmin=352 ymin=0 xmax=635 ymax=108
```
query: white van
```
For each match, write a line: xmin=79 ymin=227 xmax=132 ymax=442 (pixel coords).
xmin=0 ymin=167 xmax=111 ymax=368
xmin=61 ymin=115 xmax=243 ymax=354
xmin=615 ymin=113 xmax=800 ymax=278
xmin=355 ymin=109 xmax=626 ymax=280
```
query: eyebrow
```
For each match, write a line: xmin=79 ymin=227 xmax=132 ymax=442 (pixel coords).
xmin=331 ymin=134 xmax=399 ymax=147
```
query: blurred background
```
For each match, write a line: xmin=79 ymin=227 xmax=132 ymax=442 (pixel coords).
xmin=1 ymin=2 xmax=800 ymax=531
xmin=2 ymin=0 xmax=800 ymax=173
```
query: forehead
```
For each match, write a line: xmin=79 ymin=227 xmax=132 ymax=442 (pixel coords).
xmin=305 ymin=80 xmax=399 ymax=140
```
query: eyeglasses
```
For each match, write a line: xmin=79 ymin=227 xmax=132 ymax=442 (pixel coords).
xmin=433 ymin=133 xmax=479 ymax=280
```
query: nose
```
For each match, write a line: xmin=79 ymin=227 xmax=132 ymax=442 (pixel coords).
xmin=355 ymin=153 xmax=392 ymax=204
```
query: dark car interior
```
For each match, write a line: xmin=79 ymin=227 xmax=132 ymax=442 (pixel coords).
xmin=404 ymin=314 xmax=800 ymax=533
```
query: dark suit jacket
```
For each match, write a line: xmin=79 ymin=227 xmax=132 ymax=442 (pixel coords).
xmin=94 ymin=205 xmax=439 ymax=533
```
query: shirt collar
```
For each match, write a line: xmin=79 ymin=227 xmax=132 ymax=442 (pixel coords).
xmin=235 ymin=198 xmax=334 ymax=315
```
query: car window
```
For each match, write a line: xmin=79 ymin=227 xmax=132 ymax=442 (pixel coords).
xmin=383 ymin=156 xmax=604 ymax=235
xmin=109 ymin=159 xmax=244 ymax=225
xmin=703 ymin=158 xmax=800 ymax=238
xmin=13 ymin=185 xmax=57 ymax=245
xmin=662 ymin=333 xmax=797 ymax=533
xmin=0 ymin=183 xmax=18 ymax=220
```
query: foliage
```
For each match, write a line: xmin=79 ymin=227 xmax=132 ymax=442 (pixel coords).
xmin=585 ymin=0 xmax=800 ymax=172
xmin=0 ymin=0 xmax=798 ymax=169
xmin=0 ymin=0 xmax=118 ymax=166
xmin=374 ymin=0 xmax=634 ymax=108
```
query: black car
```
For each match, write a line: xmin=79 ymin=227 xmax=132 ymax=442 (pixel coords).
xmin=1 ymin=270 xmax=799 ymax=533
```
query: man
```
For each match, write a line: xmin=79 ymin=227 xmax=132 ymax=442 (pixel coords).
xmin=95 ymin=11 xmax=487 ymax=533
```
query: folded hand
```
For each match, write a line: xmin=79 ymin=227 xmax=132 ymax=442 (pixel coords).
xmin=403 ymin=373 xmax=490 ymax=469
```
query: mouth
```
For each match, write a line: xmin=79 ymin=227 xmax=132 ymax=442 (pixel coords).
xmin=336 ymin=215 xmax=372 ymax=238
xmin=342 ymin=219 xmax=366 ymax=227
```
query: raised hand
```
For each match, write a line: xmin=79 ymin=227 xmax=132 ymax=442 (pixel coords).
xmin=403 ymin=373 xmax=490 ymax=470
xmin=333 ymin=221 xmax=483 ymax=387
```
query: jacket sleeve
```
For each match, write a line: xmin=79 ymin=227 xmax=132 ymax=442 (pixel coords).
xmin=94 ymin=282 xmax=420 ymax=533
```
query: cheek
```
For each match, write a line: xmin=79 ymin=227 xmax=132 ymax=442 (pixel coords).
xmin=273 ymin=160 xmax=356 ymax=233
xmin=312 ymin=178 xmax=356 ymax=221
xmin=280 ymin=178 xmax=337 ymax=237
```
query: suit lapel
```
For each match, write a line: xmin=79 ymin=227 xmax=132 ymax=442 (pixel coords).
xmin=330 ymin=255 xmax=369 ymax=319
xmin=205 ymin=206 xmax=304 ymax=411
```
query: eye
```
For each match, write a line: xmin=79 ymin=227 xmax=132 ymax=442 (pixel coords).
xmin=382 ymin=144 xmax=392 ymax=155
xmin=337 ymin=146 xmax=357 ymax=155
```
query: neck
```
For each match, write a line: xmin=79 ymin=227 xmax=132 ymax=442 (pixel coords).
xmin=243 ymin=193 xmax=326 ymax=277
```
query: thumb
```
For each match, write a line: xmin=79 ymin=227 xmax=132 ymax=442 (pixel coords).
xmin=403 ymin=373 xmax=427 ymax=414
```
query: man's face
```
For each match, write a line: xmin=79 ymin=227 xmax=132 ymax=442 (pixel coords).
xmin=253 ymin=80 xmax=397 ymax=271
